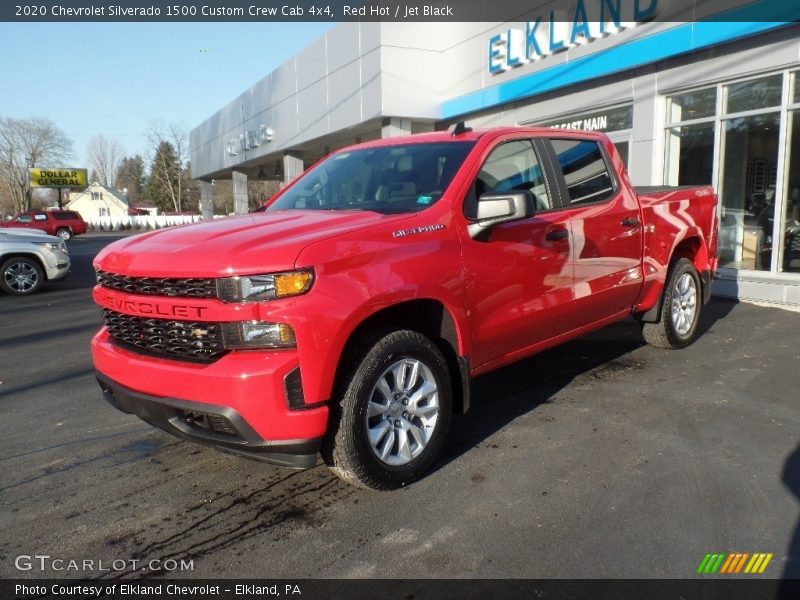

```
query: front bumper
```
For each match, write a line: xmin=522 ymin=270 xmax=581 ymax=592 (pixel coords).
xmin=96 ymin=373 xmax=320 ymax=468
xmin=92 ymin=329 xmax=328 ymax=468
xmin=41 ymin=249 xmax=70 ymax=280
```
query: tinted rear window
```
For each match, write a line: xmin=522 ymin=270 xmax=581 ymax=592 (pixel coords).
xmin=550 ymin=139 xmax=616 ymax=205
xmin=53 ymin=211 xmax=80 ymax=220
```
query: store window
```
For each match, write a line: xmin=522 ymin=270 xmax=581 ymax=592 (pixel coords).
xmin=665 ymin=89 xmax=716 ymax=187
xmin=720 ymin=112 xmax=779 ymax=270
xmin=668 ymin=87 xmax=717 ymax=122
xmin=665 ymin=123 xmax=715 ymax=186
xmin=665 ymin=72 xmax=800 ymax=275
xmin=719 ymin=76 xmax=782 ymax=271
xmin=783 ymin=81 xmax=800 ymax=273
xmin=725 ymin=74 xmax=782 ymax=114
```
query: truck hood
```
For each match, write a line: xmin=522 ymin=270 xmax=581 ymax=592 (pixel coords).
xmin=94 ymin=210 xmax=403 ymax=277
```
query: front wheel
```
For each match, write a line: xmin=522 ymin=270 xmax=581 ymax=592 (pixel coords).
xmin=322 ymin=330 xmax=453 ymax=490
xmin=642 ymin=258 xmax=702 ymax=349
xmin=1 ymin=257 xmax=44 ymax=295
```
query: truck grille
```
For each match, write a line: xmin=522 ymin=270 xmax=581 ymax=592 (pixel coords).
xmin=102 ymin=309 xmax=225 ymax=362
xmin=96 ymin=270 xmax=217 ymax=299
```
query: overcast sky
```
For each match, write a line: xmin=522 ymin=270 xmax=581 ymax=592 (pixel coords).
xmin=0 ymin=22 xmax=334 ymax=167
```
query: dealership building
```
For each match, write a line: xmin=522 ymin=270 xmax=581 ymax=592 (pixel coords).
xmin=190 ymin=2 xmax=800 ymax=306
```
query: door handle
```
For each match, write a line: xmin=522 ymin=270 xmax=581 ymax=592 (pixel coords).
xmin=620 ymin=216 xmax=640 ymax=227
xmin=545 ymin=229 xmax=570 ymax=241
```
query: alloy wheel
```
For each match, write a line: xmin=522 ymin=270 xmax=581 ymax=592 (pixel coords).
xmin=365 ymin=358 xmax=440 ymax=466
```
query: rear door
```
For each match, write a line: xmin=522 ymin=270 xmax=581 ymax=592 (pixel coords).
xmin=461 ymin=137 xmax=574 ymax=369
xmin=32 ymin=212 xmax=52 ymax=234
xmin=543 ymin=136 xmax=644 ymax=328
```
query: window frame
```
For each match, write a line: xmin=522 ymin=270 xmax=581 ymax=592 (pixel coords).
xmin=541 ymin=136 xmax=620 ymax=208
xmin=462 ymin=137 xmax=561 ymax=220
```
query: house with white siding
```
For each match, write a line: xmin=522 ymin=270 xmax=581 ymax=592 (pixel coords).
xmin=66 ymin=182 xmax=129 ymax=219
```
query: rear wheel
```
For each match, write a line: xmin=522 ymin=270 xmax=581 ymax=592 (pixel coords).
xmin=56 ymin=228 xmax=72 ymax=241
xmin=1 ymin=257 xmax=44 ymax=295
xmin=322 ymin=330 xmax=452 ymax=490
xmin=642 ymin=258 xmax=702 ymax=349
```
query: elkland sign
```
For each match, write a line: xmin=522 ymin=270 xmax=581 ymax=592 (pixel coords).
xmin=29 ymin=168 xmax=88 ymax=189
xmin=488 ymin=0 xmax=658 ymax=74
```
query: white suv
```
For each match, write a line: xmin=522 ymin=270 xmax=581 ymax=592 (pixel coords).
xmin=0 ymin=229 xmax=70 ymax=295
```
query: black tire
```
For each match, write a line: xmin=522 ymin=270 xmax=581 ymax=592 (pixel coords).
xmin=1 ymin=256 xmax=45 ymax=295
xmin=56 ymin=228 xmax=72 ymax=241
xmin=642 ymin=258 xmax=702 ymax=349
xmin=322 ymin=329 xmax=453 ymax=490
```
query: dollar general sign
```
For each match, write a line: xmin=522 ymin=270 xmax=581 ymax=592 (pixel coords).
xmin=29 ymin=168 xmax=88 ymax=189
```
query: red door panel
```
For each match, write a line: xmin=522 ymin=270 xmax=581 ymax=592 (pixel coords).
xmin=462 ymin=211 xmax=573 ymax=368
xmin=565 ymin=190 xmax=643 ymax=327
xmin=546 ymin=137 xmax=644 ymax=328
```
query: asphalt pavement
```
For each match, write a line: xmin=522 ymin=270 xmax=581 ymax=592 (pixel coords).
xmin=1 ymin=234 xmax=798 ymax=580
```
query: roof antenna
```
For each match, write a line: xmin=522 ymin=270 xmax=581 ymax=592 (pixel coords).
xmin=450 ymin=121 xmax=472 ymax=136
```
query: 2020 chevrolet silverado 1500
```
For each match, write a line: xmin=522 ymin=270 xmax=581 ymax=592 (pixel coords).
xmin=91 ymin=126 xmax=718 ymax=489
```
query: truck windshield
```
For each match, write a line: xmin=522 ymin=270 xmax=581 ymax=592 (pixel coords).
xmin=268 ymin=141 xmax=475 ymax=215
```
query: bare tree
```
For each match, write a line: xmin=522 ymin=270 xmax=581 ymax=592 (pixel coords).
xmin=86 ymin=134 xmax=124 ymax=187
xmin=0 ymin=116 xmax=74 ymax=212
xmin=145 ymin=120 xmax=189 ymax=213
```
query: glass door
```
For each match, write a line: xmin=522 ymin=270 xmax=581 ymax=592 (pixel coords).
xmin=718 ymin=75 xmax=783 ymax=271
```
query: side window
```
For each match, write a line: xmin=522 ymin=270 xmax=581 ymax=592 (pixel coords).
xmin=33 ymin=213 xmax=47 ymax=221
xmin=550 ymin=139 xmax=616 ymax=205
xmin=475 ymin=140 xmax=551 ymax=211
xmin=16 ymin=214 xmax=32 ymax=223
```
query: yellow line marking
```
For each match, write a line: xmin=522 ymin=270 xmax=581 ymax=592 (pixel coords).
xmin=744 ymin=554 xmax=760 ymax=573
xmin=758 ymin=554 xmax=773 ymax=574
xmin=750 ymin=554 xmax=766 ymax=573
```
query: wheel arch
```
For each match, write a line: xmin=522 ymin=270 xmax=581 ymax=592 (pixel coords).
xmin=671 ymin=235 xmax=709 ymax=275
xmin=0 ymin=252 xmax=48 ymax=279
xmin=639 ymin=234 xmax=708 ymax=323
xmin=332 ymin=298 xmax=471 ymax=414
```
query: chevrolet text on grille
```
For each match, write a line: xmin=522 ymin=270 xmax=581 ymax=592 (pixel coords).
xmin=97 ymin=293 xmax=208 ymax=319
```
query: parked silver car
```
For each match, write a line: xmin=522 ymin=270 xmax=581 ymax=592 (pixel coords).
xmin=0 ymin=229 xmax=70 ymax=295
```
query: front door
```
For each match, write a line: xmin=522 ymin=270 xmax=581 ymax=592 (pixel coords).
xmin=461 ymin=138 xmax=574 ymax=370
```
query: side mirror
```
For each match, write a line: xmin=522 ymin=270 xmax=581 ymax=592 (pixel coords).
xmin=467 ymin=190 xmax=535 ymax=238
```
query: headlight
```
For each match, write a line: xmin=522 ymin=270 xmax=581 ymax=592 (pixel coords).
xmin=38 ymin=241 xmax=67 ymax=253
xmin=221 ymin=321 xmax=296 ymax=349
xmin=217 ymin=269 xmax=313 ymax=302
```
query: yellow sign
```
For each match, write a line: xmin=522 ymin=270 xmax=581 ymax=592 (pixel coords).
xmin=29 ymin=168 xmax=88 ymax=189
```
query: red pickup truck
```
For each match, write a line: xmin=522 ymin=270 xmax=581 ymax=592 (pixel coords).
xmin=92 ymin=126 xmax=718 ymax=489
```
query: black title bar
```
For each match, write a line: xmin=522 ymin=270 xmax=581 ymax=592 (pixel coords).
xmin=4 ymin=579 xmax=800 ymax=600
xmin=2 ymin=0 xmax=800 ymax=22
